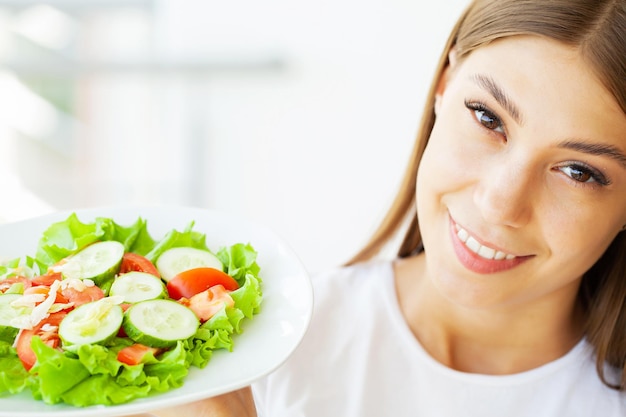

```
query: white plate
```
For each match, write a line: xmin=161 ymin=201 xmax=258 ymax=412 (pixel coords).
xmin=0 ymin=205 xmax=313 ymax=417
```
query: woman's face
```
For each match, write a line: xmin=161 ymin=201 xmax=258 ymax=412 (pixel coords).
xmin=416 ymin=36 xmax=626 ymax=310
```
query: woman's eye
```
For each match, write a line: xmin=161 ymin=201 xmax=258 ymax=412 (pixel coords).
xmin=464 ymin=100 xmax=505 ymax=134
xmin=557 ymin=164 xmax=610 ymax=186
xmin=561 ymin=166 xmax=592 ymax=183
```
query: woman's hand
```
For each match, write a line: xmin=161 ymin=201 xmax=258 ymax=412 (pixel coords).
xmin=144 ymin=387 xmax=257 ymax=417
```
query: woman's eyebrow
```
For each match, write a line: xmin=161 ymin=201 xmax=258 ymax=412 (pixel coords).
xmin=471 ymin=74 xmax=523 ymax=125
xmin=558 ymin=140 xmax=626 ymax=169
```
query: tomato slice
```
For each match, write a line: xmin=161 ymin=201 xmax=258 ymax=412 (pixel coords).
xmin=119 ymin=253 xmax=160 ymax=277
xmin=117 ymin=343 xmax=160 ymax=365
xmin=186 ymin=285 xmax=235 ymax=322
xmin=0 ymin=276 xmax=32 ymax=293
xmin=15 ymin=311 xmax=68 ymax=371
xmin=23 ymin=285 xmax=69 ymax=305
xmin=166 ymin=267 xmax=238 ymax=300
xmin=30 ymin=272 xmax=62 ymax=287
xmin=61 ymin=285 xmax=105 ymax=307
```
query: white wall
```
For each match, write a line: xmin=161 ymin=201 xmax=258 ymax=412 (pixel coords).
xmin=151 ymin=0 xmax=469 ymax=273
xmin=1 ymin=0 xmax=470 ymax=274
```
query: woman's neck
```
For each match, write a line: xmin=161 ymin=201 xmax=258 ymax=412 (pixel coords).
xmin=393 ymin=254 xmax=585 ymax=375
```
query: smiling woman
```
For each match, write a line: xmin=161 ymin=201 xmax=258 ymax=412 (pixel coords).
xmin=139 ymin=1 xmax=626 ymax=416
xmin=357 ymin=0 xmax=626 ymax=391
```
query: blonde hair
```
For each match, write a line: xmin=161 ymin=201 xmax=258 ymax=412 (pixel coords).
xmin=347 ymin=0 xmax=626 ymax=390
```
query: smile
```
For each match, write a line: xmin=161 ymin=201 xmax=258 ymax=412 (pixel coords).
xmin=454 ymin=224 xmax=516 ymax=261
xmin=449 ymin=217 xmax=530 ymax=274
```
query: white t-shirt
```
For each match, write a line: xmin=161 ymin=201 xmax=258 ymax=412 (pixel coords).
xmin=252 ymin=260 xmax=626 ymax=417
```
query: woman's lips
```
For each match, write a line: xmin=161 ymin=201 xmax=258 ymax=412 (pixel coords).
xmin=455 ymin=223 xmax=516 ymax=260
xmin=449 ymin=219 xmax=532 ymax=274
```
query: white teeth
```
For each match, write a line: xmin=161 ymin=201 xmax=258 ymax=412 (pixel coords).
xmin=455 ymin=224 xmax=516 ymax=260
xmin=494 ymin=251 xmax=506 ymax=260
xmin=457 ymin=227 xmax=469 ymax=242
xmin=465 ymin=236 xmax=481 ymax=253
xmin=477 ymin=245 xmax=496 ymax=259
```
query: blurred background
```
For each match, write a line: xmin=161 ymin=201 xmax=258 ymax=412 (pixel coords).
xmin=0 ymin=0 xmax=469 ymax=274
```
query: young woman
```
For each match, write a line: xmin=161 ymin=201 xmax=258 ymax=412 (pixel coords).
xmin=143 ymin=0 xmax=626 ymax=415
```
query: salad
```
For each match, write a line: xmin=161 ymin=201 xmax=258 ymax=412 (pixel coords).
xmin=0 ymin=213 xmax=263 ymax=407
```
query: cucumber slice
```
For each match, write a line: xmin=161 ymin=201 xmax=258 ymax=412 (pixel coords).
xmin=0 ymin=293 xmax=31 ymax=326
xmin=123 ymin=299 xmax=199 ymax=348
xmin=156 ymin=247 xmax=223 ymax=282
xmin=110 ymin=271 xmax=166 ymax=303
xmin=60 ymin=241 xmax=125 ymax=288
xmin=59 ymin=298 xmax=124 ymax=347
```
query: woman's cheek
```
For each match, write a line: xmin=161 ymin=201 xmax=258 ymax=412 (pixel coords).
xmin=420 ymin=124 xmax=481 ymax=191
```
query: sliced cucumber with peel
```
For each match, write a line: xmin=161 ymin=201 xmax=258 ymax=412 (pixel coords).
xmin=59 ymin=298 xmax=124 ymax=347
xmin=156 ymin=247 xmax=223 ymax=282
xmin=60 ymin=241 xmax=125 ymax=288
xmin=123 ymin=299 xmax=199 ymax=348
xmin=110 ymin=271 xmax=166 ymax=303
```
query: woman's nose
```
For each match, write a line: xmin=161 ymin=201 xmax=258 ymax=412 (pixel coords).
xmin=472 ymin=158 xmax=534 ymax=228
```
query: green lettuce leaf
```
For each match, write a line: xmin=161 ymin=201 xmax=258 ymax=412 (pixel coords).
xmin=56 ymin=343 xmax=190 ymax=406
xmin=217 ymin=243 xmax=261 ymax=285
xmin=0 ymin=326 xmax=19 ymax=343
xmin=34 ymin=214 xmax=155 ymax=272
xmin=58 ymin=374 xmax=152 ymax=406
xmin=0 ymin=341 xmax=30 ymax=394
xmin=0 ymin=258 xmax=22 ymax=280
xmin=35 ymin=213 xmax=106 ymax=270
xmin=75 ymin=341 xmax=126 ymax=377
xmin=28 ymin=338 xmax=192 ymax=406
xmin=29 ymin=337 xmax=92 ymax=404
xmin=144 ymin=221 xmax=209 ymax=263
xmin=101 ymin=217 xmax=156 ymax=255
xmin=230 ymin=273 xmax=263 ymax=319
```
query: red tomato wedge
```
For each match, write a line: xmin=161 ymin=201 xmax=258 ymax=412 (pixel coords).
xmin=16 ymin=311 xmax=68 ymax=371
xmin=185 ymin=285 xmax=235 ymax=322
xmin=30 ymin=272 xmax=62 ymax=287
xmin=119 ymin=253 xmax=160 ymax=277
xmin=166 ymin=267 xmax=238 ymax=300
xmin=61 ymin=285 xmax=105 ymax=307
xmin=117 ymin=343 xmax=160 ymax=366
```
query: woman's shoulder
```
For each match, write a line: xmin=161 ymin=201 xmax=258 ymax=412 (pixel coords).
xmin=302 ymin=259 xmax=398 ymax=326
